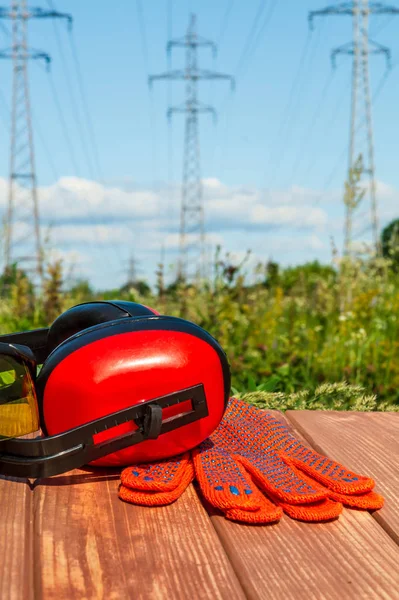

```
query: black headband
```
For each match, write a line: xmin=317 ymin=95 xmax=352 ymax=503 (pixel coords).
xmin=0 ymin=328 xmax=49 ymax=363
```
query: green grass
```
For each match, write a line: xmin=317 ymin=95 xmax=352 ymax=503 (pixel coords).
xmin=1 ymin=252 xmax=399 ymax=411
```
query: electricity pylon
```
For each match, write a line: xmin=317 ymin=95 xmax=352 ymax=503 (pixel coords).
xmin=149 ymin=14 xmax=234 ymax=281
xmin=0 ymin=0 xmax=72 ymax=282
xmin=309 ymin=1 xmax=399 ymax=256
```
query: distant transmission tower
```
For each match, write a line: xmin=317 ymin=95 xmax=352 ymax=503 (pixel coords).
xmin=149 ymin=14 xmax=234 ymax=281
xmin=309 ymin=0 xmax=399 ymax=256
xmin=125 ymin=252 xmax=140 ymax=288
xmin=0 ymin=1 xmax=72 ymax=281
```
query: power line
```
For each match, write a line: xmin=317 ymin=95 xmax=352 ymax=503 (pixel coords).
xmin=300 ymin=71 xmax=351 ymax=185
xmin=217 ymin=0 xmax=235 ymax=48
xmin=32 ymin=113 xmax=59 ymax=183
xmin=0 ymin=87 xmax=11 ymax=132
xmin=46 ymin=75 xmax=116 ymax=269
xmin=263 ymin=27 xmax=317 ymax=189
xmin=218 ymin=0 xmax=278 ymax=106
xmin=46 ymin=72 xmax=126 ymax=271
xmin=214 ymin=1 xmax=278 ymax=186
xmin=217 ymin=0 xmax=274 ymax=117
xmin=67 ymin=31 xmax=104 ymax=181
xmin=46 ymin=5 xmax=96 ymax=179
xmin=46 ymin=1 xmax=131 ymax=279
xmin=136 ymin=0 xmax=157 ymax=179
xmin=136 ymin=0 xmax=149 ymax=72
xmin=238 ymin=0 xmax=278 ymax=81
xmin=233 ymin=0 xmax=269 ymax=77
xmin=135 ymin=0 xmax=159 ymax=276
xmin=256 ymin=59 xmax=390 ymax=244
xmin=0 ymin=19 xmax=10 ymax=37
xmin=166 ymin=0 xmax=175 ymax=258
xmin=47 ymin=72 xmax=81 ymax=176
xmin=47 ymin=0 xmax=104 ymax=182
xmin=287 ymin=69 xmax=336 ymax=187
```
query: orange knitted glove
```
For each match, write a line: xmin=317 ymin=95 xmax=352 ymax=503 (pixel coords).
xmin=119 ymin=398 xmax=384 ymax=524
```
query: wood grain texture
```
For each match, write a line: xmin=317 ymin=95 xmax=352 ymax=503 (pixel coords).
xmin=212 ymin=508 xmax=399 ymax=600
xmin=0 ymin=432 xmax=37 ymax=600
xmin=208 ymin=410 xmax=399 ymax=600
xmin=0 ymin=475 xmax=33 ymax=600
xmin=33 ymin=468 xmax=245 ymax=600
xmin=286 ymin=411 xmax=399 ymax=545
xmin=2 ymin=413 xmax=399 ymax=599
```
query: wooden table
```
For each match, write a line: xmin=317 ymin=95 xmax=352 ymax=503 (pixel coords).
xmin=1 ymin=410 xmax=398 ymax=600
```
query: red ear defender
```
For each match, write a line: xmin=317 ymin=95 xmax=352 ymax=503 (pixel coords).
xmin=36 ymin=315 xmax=230 ymax=467
xmin=0 ymin=300 xmax=230 ymax=478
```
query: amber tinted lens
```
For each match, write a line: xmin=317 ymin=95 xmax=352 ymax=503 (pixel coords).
xmin=0 ymin=356 xmax=39 ymax=438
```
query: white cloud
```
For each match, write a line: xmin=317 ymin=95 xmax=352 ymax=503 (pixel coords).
xmin=249 ymin=205 xmax=327 ymax=228
xmin=0 ymin=175 xmax=334 ymax=235
xmin=1 ymin=174 xmax=396 ymax=289
xmin=38 ymin=176 xmax=161 ymax=223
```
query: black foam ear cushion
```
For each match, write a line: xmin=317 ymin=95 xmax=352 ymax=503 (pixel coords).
xmin=46 ymin=301 xmax=155 ymax=355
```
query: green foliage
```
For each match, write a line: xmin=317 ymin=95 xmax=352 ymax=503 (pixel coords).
xmin=119 ymin=280 xmax=151 ymax=296
xmin=68 ymin=279 xmax=94 ymax=303
xmin=43 ymin=260 xmax=63 ymax=323
xmin=240 ymin=381 xmax=399 ymax=412
xmin=2 ymin=249 xmax=399 ymax=411
xmin=275 ymin=261 xmax=336 ymax=294
xmin=381 ymin=218 xmax=399 ymax=270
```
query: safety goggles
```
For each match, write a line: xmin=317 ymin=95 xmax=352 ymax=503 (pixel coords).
xmin=0 ymin=343 xmax=39 ymax=439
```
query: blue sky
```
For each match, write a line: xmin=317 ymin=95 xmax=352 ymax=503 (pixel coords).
xmin=0 ymin=0 xmax=398 ymax=289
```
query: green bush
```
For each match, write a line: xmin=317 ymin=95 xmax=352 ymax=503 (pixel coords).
xmin=1 ymin=251 xmax=399 ymax=411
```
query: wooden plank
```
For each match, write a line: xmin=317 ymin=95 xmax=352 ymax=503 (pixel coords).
xmin=0 ymin=429 xmax=36 ymax=600
xmin=33 ymin=468 xmax=246 ymax=600
xmin=286 ymin=411 xmax=399 ymax=545
xmin=212 ymin=509 xmax=399 ymax=600
xmin=0 ymin=475 xmax=33 ymax=600
xmin=206 ymin=411 xmax=399 ymax=600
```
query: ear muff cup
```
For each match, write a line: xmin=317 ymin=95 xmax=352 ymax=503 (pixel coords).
xmin=46 ymin=301 xmax=158 ymax=355
xmin=37 ymin=316 xmax=231 ymax=466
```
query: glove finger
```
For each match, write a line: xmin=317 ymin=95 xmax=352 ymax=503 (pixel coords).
xmin=328 ymin=489 xmax=384 ymax=510
xmin=231 ymin=451 xmax=328 ymax=505
xmin=120 ymin=452 xmax=191 ymax=492
xmin=233 ymin=454 xmax=344 ymax=521
xmin=192 ymin=439 xmax=268 ymax=513
xmin=273 ymin=457 xmax=384 ymax=511
xmin=281 ymin=457 xmax=384 ymax=510
xmin=118 ymin=462 xmax=195 ymax=506
xmin=279 ymin=498 xmax=343 ymax=522
xmin=222 ymin=400 xmax=377 ymax=497
xmin=287 ymin=454 xmax=375 ymax=496
xmin=225 ymin=455 xmax=342 ymax=522
xmin=225 ymin=501 xmax=282 ymax=524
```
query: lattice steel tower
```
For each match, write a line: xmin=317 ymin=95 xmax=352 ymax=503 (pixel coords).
xmin=0 ymin=0 xmax=71 ymax=281
xmin=150 ymin=14 xmax=234 ymax=280
xmin=309 ymin=1 xmax=399 ymax=255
